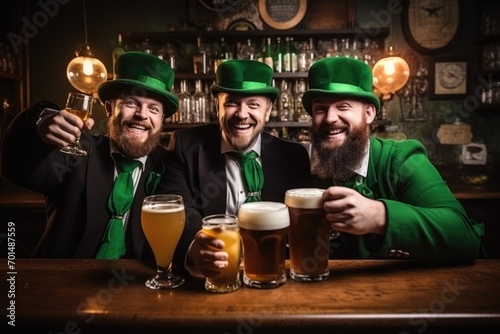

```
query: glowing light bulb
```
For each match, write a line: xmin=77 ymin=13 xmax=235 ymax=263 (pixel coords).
xmin=66 ymin=45 xmax=107 ymax=95
xmin=384 ymin=60 xmax=396 ymax=76
xmin=82 ymin=59 xmax=94 ymax=76
xmin=372 ymin=55 xmax=410 ymax=95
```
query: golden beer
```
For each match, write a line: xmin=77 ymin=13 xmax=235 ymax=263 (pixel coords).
xmin=141 ymin=203 xmax=185 ymax=268
xmin=202 ymin=214 xmax=241 ymax=293
xmin=285 ymin=188 xmax=330 ymax=282
xmin=238 ymin=201 xmax=289 ymax=288
xmin=67 ymin=108 xmax=90 ymax=122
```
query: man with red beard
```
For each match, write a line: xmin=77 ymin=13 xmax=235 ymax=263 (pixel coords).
xmin=1 ymin=52 xmax=190 ymax=271
xmin=158 ymin=59 xmax=311 ymax=278
xmin=304 ymin=57 xmax=484 ymax=262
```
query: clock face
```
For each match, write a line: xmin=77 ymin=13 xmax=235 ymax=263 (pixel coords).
xmin=438 ymin=63 xmax=465 ymax=89
xmin=435 ymin=61 xmax=466 ymax=95
xmin=403 ymin=0 xmax=461 ymax=55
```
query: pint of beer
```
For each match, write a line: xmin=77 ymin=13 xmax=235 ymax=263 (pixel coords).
xmin=238 ymin=201 xmax=289 ymax=288
xmin=202 ymin=214 xmax=242 ymax=293
xmin=285 ymin=188 xmax=330 ymax=282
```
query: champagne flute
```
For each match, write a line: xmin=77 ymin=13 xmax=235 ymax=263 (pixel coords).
xmin=60 ymin=92 xmax=93 ymax=156
xmin=141 ymin=194 xmax=185 ymax=289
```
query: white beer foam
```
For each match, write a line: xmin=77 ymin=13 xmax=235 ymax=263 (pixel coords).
xmin=237 ymin=201 xmax=289 ymax=230
xmin=142 ymin=203 xmax=184 ymax=213
xmin=284 ymin=188 xmax=325 ymax=209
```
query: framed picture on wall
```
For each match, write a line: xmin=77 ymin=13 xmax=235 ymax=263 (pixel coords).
xmin=428 ymin=57 xmax=468 ymax=100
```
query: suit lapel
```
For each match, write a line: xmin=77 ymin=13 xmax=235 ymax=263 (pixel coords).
xmin=199 ymin=129 xmax=227 ymax=215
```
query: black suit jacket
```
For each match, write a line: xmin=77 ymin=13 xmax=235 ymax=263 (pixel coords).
xmin=1 ymin=101 xmax=189 ymax=273
xmin=158 ymin=123 xmax=311 ymax=233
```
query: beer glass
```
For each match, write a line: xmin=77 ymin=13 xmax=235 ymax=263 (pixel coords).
xmin=202 ymin=214 xmax=242 ymax=293
xmin=285 ymin=188 xmax=330 ymax=282
xmin=141 ymin=194 xmax=185 ymax=289
xmin=238 ymin=201 xmax=289 ymax=289
xmin=60 ymin=92 xmax=93 ymax=156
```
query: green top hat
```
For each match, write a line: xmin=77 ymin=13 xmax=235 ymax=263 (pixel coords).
xmin=98 ymin=51 xmax=179 ymax=118
xmin=210 ymin=59 xmax=279 ymax=101
xmin=302 ymin=57 xmax=380 ymax=115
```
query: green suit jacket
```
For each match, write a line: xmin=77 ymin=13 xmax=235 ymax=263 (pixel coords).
xmin=313 ymin=136 xmax=484 ymax=262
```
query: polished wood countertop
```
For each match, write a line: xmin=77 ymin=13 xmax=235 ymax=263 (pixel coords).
xmin=4 ymin=259 xmax=500 ymax=333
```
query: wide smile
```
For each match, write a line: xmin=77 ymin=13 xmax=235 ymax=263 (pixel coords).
xmin=324 ymin=126 xmax=347 ymax=138
xmin=125 ymin=122 xmax=149 ymax=133
xmin=230 ymin=123 xmax=254 ymax=132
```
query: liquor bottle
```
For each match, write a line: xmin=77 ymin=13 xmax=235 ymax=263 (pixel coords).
xmin=340 ymin=38 xmax=352 ymax=58
xmin=273 ymin=37 xmax=283 ymax=73
xmin=157 ymin=42 xmax=177 ymax=70
xmin=214 ymin=37 xmax=232 ymax=73
xmin=111 ymin=33 xmax=125 ymax=77
xmin=264 ymin=37 xmax=274 ymax=70
xmin=307 ymin=37 xmax=319 ymax=69
xmin=289 ymin=37 xmax=298 ymax=72
xmin=278 ymin=80 xmax=294 ymax=121
xmin=331 ymin=38 xmax=342 ymax=57
xmin=238 ymin=39 xmax=256 ymax=60
xmin=178 ymin=80 xmax=192 ymax=123
xmin=294 ymin=79 xmax=310 ymax=122
xmin=193 ymin=36 xmax=208 ymax=74
xmin=255 ymin=38 xmax=266 ymax=63
xmin=191 ymin=80 xmax=208 ymax=123
xmin=283 ymin=37 xmax=298 ymax=73
xmin=297 ymin=41 xmax=309 ymax=72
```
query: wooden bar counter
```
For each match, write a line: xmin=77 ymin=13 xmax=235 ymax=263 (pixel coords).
xmin=4 ymin=259 xmax=500 ymax=333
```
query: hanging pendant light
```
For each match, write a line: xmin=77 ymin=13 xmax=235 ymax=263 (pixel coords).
xmin=372 ymin=14 xmax=410 ymax=99
xmin=372 ymin=45 xmax=410 ymax=96
xmin=66 ymin=0 xmax=107 ymax=94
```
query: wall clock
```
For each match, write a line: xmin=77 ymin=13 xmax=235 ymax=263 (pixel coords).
xmin=402 ymin=0 xmax=462 ymax=55
xmin=428 ymin=58 xmax=468 ymax=100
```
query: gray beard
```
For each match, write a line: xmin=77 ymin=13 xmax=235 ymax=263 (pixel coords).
xmin=311 ymin=125 xmax=370 ymax=183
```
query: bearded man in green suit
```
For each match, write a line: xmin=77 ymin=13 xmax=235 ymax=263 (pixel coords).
xmin=304 ymin=57 xmax=484 ymax=262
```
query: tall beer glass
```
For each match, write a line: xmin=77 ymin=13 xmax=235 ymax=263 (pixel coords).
xmin=202 ymin=214 xmax=241 ymax=293
xmin=285 ymin=188 xmax=330 ymax=282
xmin=141 ymin=194 xmax=185 ymax=289
xmin=238 ymin=201 xmax=289 ymax=289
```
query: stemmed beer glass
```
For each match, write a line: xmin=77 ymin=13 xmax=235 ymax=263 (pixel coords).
xmin=60 ymin=92 xmax=93 ymax=156
xmin=141 ymin=194 xmax=185 ymax=289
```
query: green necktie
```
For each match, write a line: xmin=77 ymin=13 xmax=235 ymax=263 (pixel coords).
xmin=96 ymin=154 xmax=141 ymax=259
xmin=341 ymin=175 xmax=374 ymax=199
xmin=231 ymin=150 xmax=264 ymax=203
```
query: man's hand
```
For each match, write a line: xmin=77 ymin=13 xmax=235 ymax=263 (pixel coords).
xmin=322 ymin=186 xmax=386 ymax=236
xmin=188 ymin=230 xmax=229 ymax=279
xmin=37 ymin=109 xmax=94 ymax=147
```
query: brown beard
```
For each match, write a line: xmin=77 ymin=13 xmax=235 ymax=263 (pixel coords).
xmin=108 ymin=114 xmax=161 ymax=159
xmin=311 ymin=122 xmax=370 ymax=183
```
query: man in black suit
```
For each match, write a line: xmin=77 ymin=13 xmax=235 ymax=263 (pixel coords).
xmin=158 ymin=59 xmax=311 ymax=278
xmin=1 ymin=52 xmax=191 ymax=273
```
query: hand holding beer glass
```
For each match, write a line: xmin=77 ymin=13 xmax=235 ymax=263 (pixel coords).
xmin=141 ymin=194 xmax=185 ymax=289
xmin=202 ymin=214 xmax=242 ymax=293
xmin=238 ymin=201 xmax=289 ymax=289
xmin=285 ymin=188 xmax=330 ymax=282
xmin=60 ymin=92 xmax=93 ymax=156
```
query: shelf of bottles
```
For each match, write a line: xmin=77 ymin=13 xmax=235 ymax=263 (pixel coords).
xmin=118 ymin=28 xmax=389 ymax=135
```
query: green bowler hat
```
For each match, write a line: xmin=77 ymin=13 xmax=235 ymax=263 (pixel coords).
xmin=98 ymin=51 xmax=179 ymax=118
xmin=210 ymin=59 xmax=279 ymax=101
xmin=302 ymin=57 xmax=380 ymax=115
